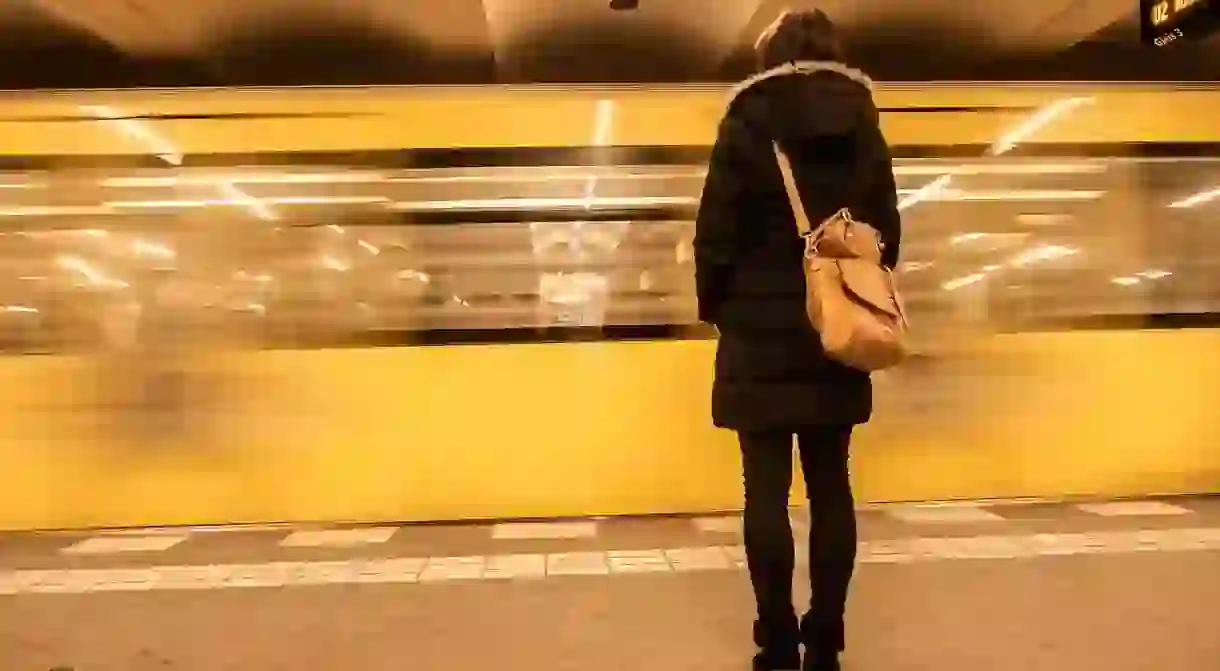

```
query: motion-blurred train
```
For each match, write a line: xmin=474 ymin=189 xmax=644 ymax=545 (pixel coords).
xmin=1 ymin=83 xmax=1218 ymax=530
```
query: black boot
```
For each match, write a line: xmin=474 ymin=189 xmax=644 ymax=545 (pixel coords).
xmin=800 ymin=650 xmax=840 ymax=671
xmin=752 ymin=619 xmax=801 ymax=670
xmin=799 ymin=612 xmax=843 ymax=671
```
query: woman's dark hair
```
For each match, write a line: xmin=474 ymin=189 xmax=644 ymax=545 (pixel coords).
xmin=754 ymin=9 xmax=845 ymax=70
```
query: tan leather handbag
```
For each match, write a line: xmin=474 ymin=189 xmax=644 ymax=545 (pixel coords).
xmin=773 ymin=144 xmax=909 ymax=372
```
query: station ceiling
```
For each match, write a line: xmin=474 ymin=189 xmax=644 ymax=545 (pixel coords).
xmin=2 ymin=0 xmax=1219 ymax=89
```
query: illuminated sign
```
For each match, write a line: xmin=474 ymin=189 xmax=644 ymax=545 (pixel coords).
xmin=1142 ymin=0 xmax=1220 ymax=46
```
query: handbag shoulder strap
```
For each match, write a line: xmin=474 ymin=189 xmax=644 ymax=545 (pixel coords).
xmin=772 ymin=143 xmax=817 ymax=238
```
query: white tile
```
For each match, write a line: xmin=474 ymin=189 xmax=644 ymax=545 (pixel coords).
xmin=293 ymin=560 xmax=370 ymax=585
xmin=7 ymin=524 xmax=1220 ymax=598
xmin=347 ymin=558 xmax=423 ymax=584
xmin=153 ymin=565 xmax=233 ymax=591
xmin=19 ymin=570 xmax=78 ymax=593
xmin=89 ymin=568 xmax=162 ymax=592
xmin=1149 ymin=529 xmax=1214 ymax=551
xmin=664 ymin=547 xmax=732 ymax=572
xmin=1077 ymin=501 xmax=1192 ymax=517
xmin=1026 ymin=531 xmax=1148 ymax=557
xmin=280 ymin=527 xmax=398 ymax=548
xmin=62 ymin=535 xmax=187 ymax=555
xmin=1126 ymin=531 xmax=1176 ymax=553
xmin=885 ymin=504 xmax=1005 ymax=524
xmin=607 ymin=549 xmax=671 ymax=574
xmin=291 ymin=559 xmax=412 ymax=585
xmin=692 ymin=516 xmax=742 ymax=534
xmin=491 ymin=521 xmax=597 ymax=540
xmin=858 ymin=540 xmax=915 ymax=564
xmin=903 ymin=537 xmax=964 ymax=560
xmin=21 ymin=569 xmax=124 ymax=594
xmin=367 ymin=558 xmax=428 ymax=584
xmin=484 ymin=554 xmax=546 ymax=580
xmin=546 ymin=552 xmax=610 ymax=576
xmin=220 ymin=562 xmax=301 ymax=589
xmin=9 ymin=570 xmax=57 ymax=590
xmin=1024 ymin=532 xmax=1105 ymax=556
xmin=419 ymin=556 xmax=486 ymax=582
xmin=1093 ymin=530 xmax=1165 ymax=554
xmin=924 ymin=535 xmax=1031 ymax=560
xmin=1175 ymin=528 xmax=1220 ymax=550
xmin=1117 ymin=529 xmax=1191 ymax=553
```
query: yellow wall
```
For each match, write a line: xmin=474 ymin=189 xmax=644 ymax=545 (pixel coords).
xmin=2 ymin=330 xmax=1220 ymax=531
xmin=1 ymin=85 xmax=1220 ymax=156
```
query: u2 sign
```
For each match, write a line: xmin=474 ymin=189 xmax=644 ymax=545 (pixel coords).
xmin=1142 ymin=0 xmax=1220 ymax=46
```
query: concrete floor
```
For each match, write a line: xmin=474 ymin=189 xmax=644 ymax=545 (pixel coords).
xmin=2 ymin=497 xmax=1219 ymax=671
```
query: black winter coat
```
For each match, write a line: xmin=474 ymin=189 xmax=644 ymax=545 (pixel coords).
xmin=694 ymin=61 xmax=902 ymax=431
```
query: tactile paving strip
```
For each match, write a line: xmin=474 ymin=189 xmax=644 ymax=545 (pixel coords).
xmin=3 ymin=527 xmax=1219 ymax=596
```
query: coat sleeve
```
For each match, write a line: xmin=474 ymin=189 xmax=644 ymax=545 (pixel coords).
xmin=694 ymin=115 xmax=749 ymax=325
xmin=856 ymin=109 xmax=902 ymax=269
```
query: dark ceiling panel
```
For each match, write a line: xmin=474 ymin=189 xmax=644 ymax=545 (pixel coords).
xmin=0 ymin=21 xmax=210 ymax=89
xmin=205 ymin=13 xmax=494 ymax=86
xmin=1 ymin=1 xmax=1217 ymax=88
xmin=996 ymin=10 xmax=1220 ymax=81
xmin=502 ymin=20 xmax=722 ymax=83
xmin=720 ymin=13 xmax=1018 ymax=81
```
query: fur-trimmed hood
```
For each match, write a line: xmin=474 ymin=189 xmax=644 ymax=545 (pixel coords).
xmin=720 ymin=60 xmax=876 ymax=148
xmin=727 ymin=60 xmax=873 ymax=106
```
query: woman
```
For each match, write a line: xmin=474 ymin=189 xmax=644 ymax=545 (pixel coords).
xmin=693 ymin=9 xmax=901 ymax=671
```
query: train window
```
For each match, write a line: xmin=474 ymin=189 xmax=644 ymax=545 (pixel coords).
xmin=1143 ymin=159 xmax=1220 ymax=315
xmin=0 ymin=151 xmax=1218 ymax=353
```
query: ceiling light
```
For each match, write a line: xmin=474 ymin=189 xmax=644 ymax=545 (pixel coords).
xmin=131 ymin=240 xmax=176 ymax=259
xmin=398 ymin=270 xmax=431 ymax=283
xmin=1009 ymin=244 xmax=1077 ymax=267
xmin=1168 ymin=187 xmax=1220 ymax=208
xmin=321 ymin=256 xmax=349 ymax=271
xmin=390 ymin=196 xmax=697 ymax=212
xmin=1138 ymin=269 xmax=1171 ymax=279
xmin=950 ymin=233 xmax=987 ymax=244
xmin=942 ymin=273 xmax=987 ymax=291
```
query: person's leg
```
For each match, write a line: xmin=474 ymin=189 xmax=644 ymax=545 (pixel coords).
xmin=739 ymin=429 xmax=801 ymax=670
xmin=795 ymin=425 xmax=856 ymax=669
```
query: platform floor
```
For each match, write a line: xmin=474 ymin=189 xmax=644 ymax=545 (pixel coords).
xmin=2 ymin=496 xmax=1220 ymax=670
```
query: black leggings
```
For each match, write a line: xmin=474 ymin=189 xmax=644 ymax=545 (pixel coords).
xmin=739 ymin=425 xmax=856 ymax=651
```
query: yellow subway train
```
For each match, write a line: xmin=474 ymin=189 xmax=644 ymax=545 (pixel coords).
xmin=0 ymin=82 xmax=1219 ymax=531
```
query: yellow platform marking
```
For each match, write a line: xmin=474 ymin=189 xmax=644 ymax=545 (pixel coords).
xmin=279 ymin=527 xmax=398 ymax=548
xmin=62 ymin=535 xmax=187 ymax=555
xmin=491 ymin=521 xmax=597 ymax=540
